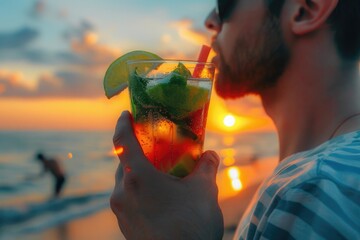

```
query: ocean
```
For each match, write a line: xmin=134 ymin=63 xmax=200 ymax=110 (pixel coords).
xmin=0 ymin=130 xmax=278 ymax=239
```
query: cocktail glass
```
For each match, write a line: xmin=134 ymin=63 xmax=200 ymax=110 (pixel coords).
xmin=127 ymin=60 xmax=214 ymax=177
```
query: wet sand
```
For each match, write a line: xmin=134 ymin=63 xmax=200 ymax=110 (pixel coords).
xmin=24 ymin=207 xmax=236 ymax=240
xmin=26 ymin=208 xmax=125 ymax=240
xmin=24 ymin=157 xmax=278 ymax=240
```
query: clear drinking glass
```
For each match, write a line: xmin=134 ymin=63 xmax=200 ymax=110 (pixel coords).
xmin=127 ymin=60 xmax=214 ymax=177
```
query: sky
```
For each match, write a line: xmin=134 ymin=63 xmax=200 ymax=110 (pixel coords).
xmin=0 ymin=0 xmax=274 ymax=132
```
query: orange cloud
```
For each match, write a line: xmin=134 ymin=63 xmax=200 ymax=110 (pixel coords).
xmin=171 ymin=19 xmax=210 ymax=46
xmin=0 ymin=70 xmax=34 ymax=96
xmin=0 ymin=70 xmax=23 ymax=85
xmin=161 ymin=34 xmax=172 ymax=44
xmin=0 ymin=68 xmax=104 ymax=98
xmin=30 ymin=0 xmax=46 ymax=18
xmin=157 ymin=18 xmax=212 ymax=60
xmin=70 ymin=31 xmax=120 ymax=69
xmin=0 ymin=24 xmax=120 ymax=99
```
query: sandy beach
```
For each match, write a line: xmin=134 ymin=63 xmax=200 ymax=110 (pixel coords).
xmin=23 ymin=207 xmax=240 ymax=240
xmin=25 ymin=208 xmax=125 ymax=240
xmin=16 ymin=156 xmax=278 ymax=240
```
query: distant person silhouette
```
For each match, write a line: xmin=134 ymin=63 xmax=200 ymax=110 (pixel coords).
xmin=29 ymin=152 xmax=67 ymax=198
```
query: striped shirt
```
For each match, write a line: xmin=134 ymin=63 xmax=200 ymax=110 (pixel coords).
xmin=234 ymin=130 xmax=360 ymax=240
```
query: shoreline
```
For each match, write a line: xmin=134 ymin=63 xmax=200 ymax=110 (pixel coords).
xmin=24 ymin=208 xmax=125 ymax=240
xmin=5 ymin=157 xmax=278 ymax=240
xmin=22 ymin=207 xmax=236 ymax=240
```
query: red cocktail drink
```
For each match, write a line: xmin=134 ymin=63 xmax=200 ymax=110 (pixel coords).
xmin=127 ymin=60 xmax=214 ymax=177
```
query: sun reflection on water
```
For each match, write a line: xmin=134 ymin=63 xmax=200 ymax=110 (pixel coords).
xmin=227 ymin=167 xmax=243 ymax=191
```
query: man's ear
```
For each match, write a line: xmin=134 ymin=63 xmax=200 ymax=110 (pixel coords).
xmin=290 ymin=0 xmax=338 ymax=35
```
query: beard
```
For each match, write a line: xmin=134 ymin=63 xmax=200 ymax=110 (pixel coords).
xmin=214 ymin=13 xmax=290 ymax=99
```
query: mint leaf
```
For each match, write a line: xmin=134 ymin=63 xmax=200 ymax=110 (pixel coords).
xmin=173 ymin=62 xmax=191 ymax=79
xmin=129 ymin=69 xmax=159 ymax=121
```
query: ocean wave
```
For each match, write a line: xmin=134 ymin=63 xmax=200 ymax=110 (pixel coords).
xmin=0 ymin=190 xmax=112 ymax=237
xmin=0 ymin=185 xmax=18 ymax=192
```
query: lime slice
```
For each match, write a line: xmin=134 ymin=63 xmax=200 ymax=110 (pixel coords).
xmin=103 ymin=51 xmax=161 ymax=99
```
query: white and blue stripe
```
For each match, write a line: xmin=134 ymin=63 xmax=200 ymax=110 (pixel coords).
xmin=235 ymin=131 xmax=360 ymax=240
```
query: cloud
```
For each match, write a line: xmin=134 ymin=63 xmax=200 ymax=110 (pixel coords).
xmin=0 ymin=70 xmax=34 ymax=97
xmin=161 ymin=34 xmax=172 ymax=44
xmin=63 ymin=20 xmax=120 ymax=68
xmin=23 ymin=49 xmax=83 ymax=65
xmin=156 ymin=18 xmax=212 ymax=59
xmin=0 ymin=69 xmax=103 ymax=98
xmin=171 ymin=19 xmax=210 ymax=46
xmin=63 ymin=20 xmax=95 ymax=41
xmin=0 ymin=27 xmax=39 ymax=49
xmin=36 ymin=70 xmax=102 ymax=98
xmin=62 ymin=20 xmax=120 ymax=68
xmin=0 ymin=28 xmax=119 ymax=69
xmin=0 ymin=20 xmax=119 ymax=99
xmin=0 ymin=48 xmax=86 ymax=66
xmin=30 ymin=0 xmax=68 ymax=19
xmin=1 ymin=19 xmax=119 ymax=68
xmin=68 ymin=31 xmax=120 ymax=68
xmin=30 ymin=0 xmax=46 ymax=18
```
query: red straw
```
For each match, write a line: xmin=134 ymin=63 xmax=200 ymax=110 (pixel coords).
xmin=192 ymin=45 xmax=211 ymax=78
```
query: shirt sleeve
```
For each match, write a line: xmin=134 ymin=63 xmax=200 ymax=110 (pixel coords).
xmin=258 ymin=178 xmax=360 ymax=240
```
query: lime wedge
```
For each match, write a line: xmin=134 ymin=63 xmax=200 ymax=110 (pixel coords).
xmin=103 ymin=51 xmax=161 ymax=99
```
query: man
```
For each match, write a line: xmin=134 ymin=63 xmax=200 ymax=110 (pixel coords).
xmin=30 ymin=152 xmax=67 ymax=198
xmin=111 ymin=0 xmax=360 ymax=239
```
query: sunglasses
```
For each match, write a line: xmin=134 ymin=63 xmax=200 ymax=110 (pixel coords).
xmin=216 ymin=0 xmax=238 ymax=22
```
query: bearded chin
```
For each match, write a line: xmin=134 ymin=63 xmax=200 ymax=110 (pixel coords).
xmin=214 ymin=56 xmax=254 ymax=99
xmin=214 ymin=53 xmax=288 ymax=99
xmin=215 ymin=72 xmax=249 ymax=99
xmin=214 ymin=35 xmax=289 ymax=99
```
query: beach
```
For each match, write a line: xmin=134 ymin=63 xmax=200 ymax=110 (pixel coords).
xmin=20 ymin=160 xmax=276 ymax=240
xmin=0 ymin=130 xmax=278 ymax=239
xmin=22 ymin=208 xmax=238 ymax=240
xmin=23 ymin=208 xmax=125 ymax=240
xmin=17 ymin=189 xmax=260 ymax=240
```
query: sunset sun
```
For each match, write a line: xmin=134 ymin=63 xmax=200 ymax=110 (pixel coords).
xmin=223 ymin=114 xmax=236 ymax=127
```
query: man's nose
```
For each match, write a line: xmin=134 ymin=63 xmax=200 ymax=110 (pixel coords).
xmin=205 ymin=8 xmax=222 ymax=33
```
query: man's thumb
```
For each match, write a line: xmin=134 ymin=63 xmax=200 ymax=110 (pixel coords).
xmin=193 ymin=150 xmax=220 ymax=180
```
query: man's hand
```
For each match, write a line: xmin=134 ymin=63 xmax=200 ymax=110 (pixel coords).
xmin=110 ymin=111 xmax=224 ymax=240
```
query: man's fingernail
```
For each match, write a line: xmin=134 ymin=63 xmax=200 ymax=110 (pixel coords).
xmin=121 ymin=111 xmax=129 ymax=118
xmin=207 ymin=151 xmax=219 ymax=165
xmin=121 ymin=111 xmax=133 ymax=122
